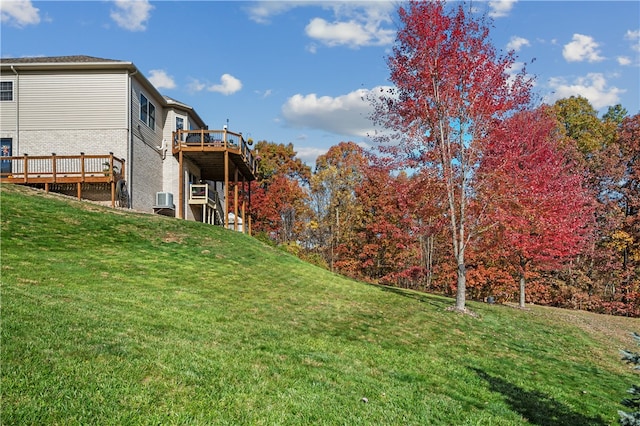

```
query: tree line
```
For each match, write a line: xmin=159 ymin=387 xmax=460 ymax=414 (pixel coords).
xmin=241 ymin=1 xmax=639 ymax=317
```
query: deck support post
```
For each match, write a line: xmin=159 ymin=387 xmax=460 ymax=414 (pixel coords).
xmin=23 ymin=154 xmax=28 ymax=183
xmin=234 ymin=168 xmax=239 ymax=232
xmin=51 ymin=153 xmax=57 ymax=183
xmin=179 ymin=150 xmax=184 ymax=219
xmin=241 ymin=176 xmax=246 ymax=234
xmin=77 ymin=182 xmax=82 ymax=201
xmin=110 ymin=180 xmax=115 ymax=208
xmin=224 ymin=150 xmax=229 ymax=229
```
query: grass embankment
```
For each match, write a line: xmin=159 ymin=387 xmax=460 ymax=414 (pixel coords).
xmin=1 ymin=184 xmax=638 ymax=425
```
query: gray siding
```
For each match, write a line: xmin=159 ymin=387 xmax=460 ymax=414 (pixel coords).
xmin=129 ymin=79 xmax=165 ymax=211
xmin=0 ymin=74 xmax=17 ymax=136
xmin=19 ymin=71 xmax=128 ymax=130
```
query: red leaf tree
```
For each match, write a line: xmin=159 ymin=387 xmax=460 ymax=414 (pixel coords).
xmin=478 ymin=107 xmax=595 ymax=307
xmin=371 ymin=0 xmax=532 ymax=311
xmin=251 ymin=141 xmax=311 ymax=244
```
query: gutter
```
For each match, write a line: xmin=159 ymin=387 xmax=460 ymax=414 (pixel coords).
xmin=10 ymin=66 xmax=19 ymax=154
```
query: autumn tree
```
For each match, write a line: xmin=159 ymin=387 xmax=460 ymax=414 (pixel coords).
xmin=371 ymin=0 xmax=532 ymax=312
xmin=308 ymin=142 xmax=368 ymax=272
xmin=478 ymin=106 xmax=594 ymax=308
xmin=251 ymin=141 xmax=311 ymax=244
xmin=552 ymin=98 xmax=639 ymax=314
xmin=614 ymin=114 xmax=640 ymax=307
xmin=354 ymin=161 xmax=421 ymax=283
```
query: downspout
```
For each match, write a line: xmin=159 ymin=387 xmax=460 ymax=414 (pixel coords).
xmin=10 ymin=66 xmax=19 ymax=154
xmin=127 ymin=68 xmax=138 ymax=208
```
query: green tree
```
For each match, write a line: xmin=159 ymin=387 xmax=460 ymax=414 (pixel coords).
xmin=553 ymin=96 xmax=609 ymax=156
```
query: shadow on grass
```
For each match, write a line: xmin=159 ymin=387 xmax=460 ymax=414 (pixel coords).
xmin=377 ymin=285 xmax=452 ymax=310
xmin=471 ymin=368 xmax=606 ymax=426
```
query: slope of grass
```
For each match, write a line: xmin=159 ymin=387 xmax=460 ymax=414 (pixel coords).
xmin=1 ymin=184 xmax=638 ymax=425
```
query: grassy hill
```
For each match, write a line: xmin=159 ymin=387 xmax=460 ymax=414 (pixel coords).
xmin=2 ymin=184 xmax=639 ymax=425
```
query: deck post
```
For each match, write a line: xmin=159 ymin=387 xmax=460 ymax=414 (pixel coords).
xmin=111 ymin=180 xmax=116 ymax=208
xmin=224 ymin=150 xmax=229 ymax=229
xmin=51 ymin=153 xmax=57 ymax=183
xmin=241 ymin=176 xmax=246 ymax=234
xmin=234 ymin=168 xmax=239 ymax=231
xmin=23 ymin=154 xmax=28 ymax=183
xmin=179 ymin=150 xmax=184 ymax=219
xmin=80 ymin=152 xmax=86 ymax=182
xmin=77 ymin=182 xmax=82 ymax=201
xmin=248 ymin=180 xmax=252 ymax=236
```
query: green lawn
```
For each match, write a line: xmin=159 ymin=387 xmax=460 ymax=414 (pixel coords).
xmin=2 ymin=184 xmax=638 ymax=425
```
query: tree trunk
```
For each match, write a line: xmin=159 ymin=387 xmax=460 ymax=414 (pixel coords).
xmin=456 ymin=261 xmax=467 ymax=310
xmin=519 ymin=274 xmax=526 ymax=308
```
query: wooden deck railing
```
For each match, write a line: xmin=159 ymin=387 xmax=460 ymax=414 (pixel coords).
xmin=0 ymin=153 xmax=126 ymax=208
xmin=0 ymin=153 xmax=125 ymax=184
xmin=172 ymin=129 xmax=256 ymax=175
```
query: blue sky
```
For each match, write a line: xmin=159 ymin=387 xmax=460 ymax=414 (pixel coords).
xmin=2 ymin=1 xmax=639 ymax=165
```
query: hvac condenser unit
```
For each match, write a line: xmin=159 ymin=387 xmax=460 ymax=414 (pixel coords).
xmin=155 ymin=192 xmax=174 ymax=209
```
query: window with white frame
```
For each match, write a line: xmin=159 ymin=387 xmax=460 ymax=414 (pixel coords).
xmin=0 ymin=82 xmax=13 ymax=101
xmin=176 ymin=117 xmax=184 ymax=131
xmin=139 ymin=93 xmax=156 ymax=130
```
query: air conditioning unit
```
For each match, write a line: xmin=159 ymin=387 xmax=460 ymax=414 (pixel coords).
xmin=155 ymin=192 xmax=174 ymax=209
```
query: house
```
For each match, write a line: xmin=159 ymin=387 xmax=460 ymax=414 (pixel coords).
xmin=0 ymin=55 xmax=256 ymax=232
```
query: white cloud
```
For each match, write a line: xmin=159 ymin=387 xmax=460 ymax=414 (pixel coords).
xmin=546 ymin=73 xmax=625 ymax=109
xmin=187 ymin=78 xmax=206 ymax=93
xmin=245 ymin=1 xmax=298 ymax=24
xmin=618 ymin=56 xmax=632 ymax=66
xmin=208 ymin=74 xmax=242 ymax=95
xmin=562 ymin=34 xmax=604 ymax=63
xmin=506 ymin=36 xmax=530 ymax=52
xmin=246 ymin=2 xmax=395 ymax=49
xmin=305 ymin=4 xmax=395 ymax=48
xmin=488 ymin=0 xmax=517 ymax=18
xmin=148 ymin=69 xmax=176 ymax=90
xmin=295 ymin=146 xmax=330 ymax=166
xmin=625 ymin=29 xmax=640 ymax=53
xmin=306 ymin=18 xmax=372 ymax=47
xmin=0 ymin=0 xmax=40 ymax=27
xmin=255 ymin=89 xmax=273 ymax=98
xmin=110 ymin=0 xmax=153 ymax=32
xmin=281 ymin=87 xmax=382 ymax=137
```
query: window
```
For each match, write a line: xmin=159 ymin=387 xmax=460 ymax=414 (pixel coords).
xmin=149 ymin=103 xmax=155 ymax=129
xmin=0 ymin=82 xmax=13 ymax=101
xmin=140 ymin=94 xmax=148 ymax=124
xmin=176 ymin=117 xmax=184 ymax=131
xmin=139 ymin=93 xmax=156 ymax=130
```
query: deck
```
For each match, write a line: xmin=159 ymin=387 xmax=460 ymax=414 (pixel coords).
xmin=172 ymin=129 xmax=256 ymax=229
xmin=172 ymin=129 xmax=257 ymax=182
xmin=0 ymin=153 xmax=126 ymax=207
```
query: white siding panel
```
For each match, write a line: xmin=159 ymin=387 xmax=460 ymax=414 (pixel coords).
xmin=19 ymin=71 xmax=128 ymax=130
xmin=0 ymin=73 xmax=17 ymax=134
